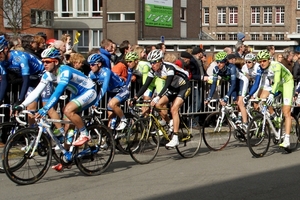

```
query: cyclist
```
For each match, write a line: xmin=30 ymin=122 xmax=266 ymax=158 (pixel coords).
xmin=14 ymin=48 xmax=97 ymax=149
xmin=131 ymin=49 xmax=191 ymax=148
xmin=257 ymin=50 xmax=294 ymax=148
xmin=88 ymin=52 xmax=138 ymax=130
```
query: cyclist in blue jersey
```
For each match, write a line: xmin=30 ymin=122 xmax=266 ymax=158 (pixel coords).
xmin=14 ymin=48 xmax=97 ymax=152
xmin=0 ymin=35 xmax=62 ymax=129
xmin=87 ymin=52 xmax=138 ymax=130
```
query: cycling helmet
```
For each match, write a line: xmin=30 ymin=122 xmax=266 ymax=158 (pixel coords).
xmin=87 ymin=53 xmax=104 ymax=64
xmin=0 ymin=35 xmax=8 ymax=52
xmin=256 ymin=50 xmax=270 ymax=60
xmin=244 ymin=53 xmax=256 ymax=61
xmin=147 ymin=49 xmax=164 ymax=62
xmin=125 ymin=52 xmax=138 ymax=61
xmin=41 ymin=48 xmax=61 ymax=59
xmin=215 ymin=51 xmax=227 ymax=62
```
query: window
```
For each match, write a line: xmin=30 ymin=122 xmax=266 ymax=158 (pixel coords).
xmin=180 ymin=8 xmax=186 ymax=21
xmin=228 ymin=34 xmax=237 ymax=41
xmin=275 ymin=34 xmax=284 ymax=40
xmin=31 ymin=9 xmax=53 ymax=27
xmin=263 ymin=34 xmax=272 ymax=40
xmin=229 ymin=7 xmax=238 ymax=24
xmin=108 ymin=13 xmax=135 ymax=21
xmin=203 ymin=7 xmax=209 ymax=24
xmin=217 ymin=7 xmax=226 ymax=25
xmin=275 ymin=7 xmax=284 ymax=24
xmin=62 ymin=0 xmax=73 ymax=17
xmin=251 ymin=7 xmax=260 ymax=24
xmin=263 ymin=7 xmax=272 ymax=24
xmin=92 ymin=30 xmax=102 ymax=47
xmin=298 ymin=0 xmax=300 ymax=9
xmin=92 ymin=0 xmax=103 ymax=16
xmin=297 ymin=20 xmax=300 ymax=33
xmin=251 ymin=34 xmax=260 ymax=40
xmin=217 ymin=34 xmax=226 ymax=40
xmin=77 ymin=30 xmax=89 ymax=53
xmin=77 ymin=0 xmax=88 ymax=17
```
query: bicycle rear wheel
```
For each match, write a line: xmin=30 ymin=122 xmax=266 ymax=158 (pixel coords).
xmin=128 ymin=117 xmax=160 ymax=164
xmin=176 ymin=115 xmax=202 ymax=158
xmin=75 ymin=124 xmax=115 ymax=176
xmin=247 ymin=115 xmax=271 ymax=158
xmin=2 ymin=128 xmax=52 ymax=185
xmin=202 ymin=112 xmax=231 ymax=151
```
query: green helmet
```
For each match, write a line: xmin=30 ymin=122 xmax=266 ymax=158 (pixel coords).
xmin=125 ymin=52 xmax=139 ymax=61
xmin=215 ymin=51 xmax=227 ymax=62
xmin=256 ymin=50 xmax=270 ymax=60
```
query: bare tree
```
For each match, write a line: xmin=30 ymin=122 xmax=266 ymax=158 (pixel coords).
xmin=0 ymin=0 xmax=46 ymax=36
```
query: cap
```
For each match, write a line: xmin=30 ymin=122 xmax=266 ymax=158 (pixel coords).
xmin=180 ymin=51 xmax=193 ymax=59
xmin=192 ymin=47 xmax=203 ymax=55
xmin=226 ymin=54 xmax=236 ymax=60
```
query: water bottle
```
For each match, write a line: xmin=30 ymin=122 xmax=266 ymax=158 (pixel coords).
xmin=66 ymin=129 xmax=74 ymax=145
xmin=110 ymin=117 xmax=117 ymax=129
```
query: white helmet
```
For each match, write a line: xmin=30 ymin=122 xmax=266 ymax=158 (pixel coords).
xmin=244 ymin=53 xmax=256 ymax=62
xmin=147 ymin=49 xmax=164 ymax=62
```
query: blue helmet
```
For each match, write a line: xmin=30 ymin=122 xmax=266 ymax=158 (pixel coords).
xmin=41 ymin=48 xmax=61 ymax=59
xmin=0 ymin=35 xmax=8 ymax=52
xmin=87 ymin=53 xmax=104 ymax=64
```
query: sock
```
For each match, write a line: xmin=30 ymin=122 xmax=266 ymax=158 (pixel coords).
xmin=79 ymin=127 xmax=89 ymax=136
xmin=121 ymin=116 xmax=126 ymax=122
xmin=172 ymin=133 xmax=178 ymax=140
xmin=285 ymin=134 xmax=290 ymax=142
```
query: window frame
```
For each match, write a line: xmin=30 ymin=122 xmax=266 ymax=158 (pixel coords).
xmin=217 ymin=7 xmax=226 ymax=25
xmin=107 ymin=12 xmax=135 ymax=22
xmin=251 ymin=7 xmax=260 ymax=24
xmin=203 ymin=7 xmax=209 ymax=25
xmin=275 ymin=6 xmax=284 ymax=24
xmin=229 ymin=7 xmax=238 ymax=24
xmin=31 ymin=9 xmax=53 ymax=27
xmin=263 ymin=7 xmax=272 ymax=24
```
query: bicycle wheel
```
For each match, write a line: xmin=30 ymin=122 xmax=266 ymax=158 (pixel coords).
xmin=0 ymin=122 xmax=17 ymax=173
xmin=2 ymin=128 xmax=52 ymax=185
xmin=114 ymin=113 xmax=137 ymax=154
xmin=75 ymin=124 xmax=115 ymax=176
xmin=202 ymin=111 xmax=231 ymax=151
xmin=176 ymin=115 xmax=202 ymax=158
xmin=247 ymin=115 xmax=271 ymax=158
xmin=280 ymin=114 xmax=299 ymax=151
xmin=127 ymin=117 xmax=160 ymax=164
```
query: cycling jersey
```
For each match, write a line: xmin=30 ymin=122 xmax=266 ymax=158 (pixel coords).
xmin=0 ymin=50 xmax=44 ymax=101
xmin=22 ymin=65 xmax=96 ymax=112
xmin=89 ymin=67 xmax=125 ymax=106
xmin=209 ymin=63 xmax=238 ymax=100
xmin=0 ymin=62 xmax=8 ymax=102
xmin=136 ymin=61 xmax=190 ymax=98
xmin=137 ymin=60 xmax=165 ymax=97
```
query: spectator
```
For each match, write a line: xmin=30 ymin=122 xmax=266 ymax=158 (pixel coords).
xmin=236 ymin=32 xmax=245 ymax=48
xmin=224 ymin=47 xmax=233 ymax=55
xmin=155 ymin=42 xmax=166 ymax=54
xmin=267 ymin=45 xmax=276 ymax=61
xmin=110 ymin=42 xmax=119 ymax=66
xmin=99 ymin=38 xmax=113 ymax=69
xmin=276 ymin=54 xmax=283 ymax=62
xmin=234 ymin=43 xmax=245 ymax=58
xmin=280 ymin=48 xmax=295 ymax=73
xmin=115 ymin=40 xmax=131 ymax=64
xmin=22 ymin=35 xmax=45 ymax=59
xmin=61 ymin=33 xmax=72 ymax=55
xmin=227 ymin=54 xmax=236 ymax=64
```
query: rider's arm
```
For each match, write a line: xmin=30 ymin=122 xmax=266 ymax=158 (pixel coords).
xmin=225 ymin=64 xmax=237 ymax=98
xmin=270 ymin=64 xmax=281 ymax=94
xmin=94 ymin=70 xmax=111 ymax=106
xmin=207 ymin=66 xmax=219 ymax=99
xmin=135 ymin=73 xmax=154 ymax=98
xmin=18 ymin=56 xmax=31 ymax=101
xmin=248 ymin=68 xmax=263 ymax=96
xmin=0 ymin=74 xmax=7 ymax=102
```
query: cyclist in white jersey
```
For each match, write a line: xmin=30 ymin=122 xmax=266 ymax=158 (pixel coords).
xmin=14 ymin=48 xmax=97 ymax=148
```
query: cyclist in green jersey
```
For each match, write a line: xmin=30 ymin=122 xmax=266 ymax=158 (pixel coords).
xmin=257 ymin=50 xmax=294 ymax=148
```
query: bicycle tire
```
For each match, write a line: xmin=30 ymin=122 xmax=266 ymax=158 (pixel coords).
xmin=246 ymin=115 xmax=271 ymax=158
xmin=202 ymin=111 xmax=231 ymax=151
xmin=3 ymin=128 xmax=52 ymax=185
xmin=280 ymin=114 xmax=299 ymax=151
xmin=176 ymin=115 xmax=202 ymax=158
xmin=127 ymin=117 xmax=160 ymax=164
xmin=75 ymin=124 xmax=115 ymax=176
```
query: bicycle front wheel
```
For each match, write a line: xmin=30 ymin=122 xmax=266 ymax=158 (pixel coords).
xmin=75 ymin=124 xmax=115 ymax=176
xmin=176 ymin=115 xmax=202 ymax=158
xmin=128 ymin=117 xmax=160 ymax=164
xmin=2 ymin=128 xmax=52 ymax=185
xmin=202 ymin=112 xmax=231 ymax=151
xmin=247 ymin=115 xmax=271 ymax=158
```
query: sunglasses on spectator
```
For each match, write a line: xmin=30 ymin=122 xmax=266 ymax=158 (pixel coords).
xmin=42 ymin=59 xmax=56 ymax=64
xmin=258 ymin=60 xmax=268 ymax=63
xmin=150 ymin=60 xmax=161 ymax=65
xmin=126 ymin=60 xmax=134 ymax=63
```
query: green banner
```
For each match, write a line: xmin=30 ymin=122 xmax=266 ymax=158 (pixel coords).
xmin=145 ymin=1 xmax=173 ymax=28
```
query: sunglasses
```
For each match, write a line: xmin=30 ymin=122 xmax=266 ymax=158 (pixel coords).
xmin=258 ymin=60 xmax=268 ymax=63
xmin=42 ymin=59 xmax=56 ymax=64
xmin=216 ymin=61 xmax=226 ymax=64
xmin=90 ymin=63 xmax=98 ymax=67
xmin=246 ymin=61 xmax=253 ymax=64
xmin=150 ymin=60 xmax=161 ymax=65
xmin=126 ymin=60 xmax=133 ymax=63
